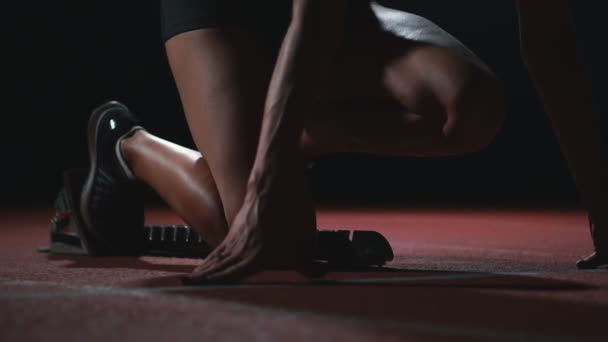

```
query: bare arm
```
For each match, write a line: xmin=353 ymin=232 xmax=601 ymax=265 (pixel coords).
xmin=516 ymin=0 xmax=608 ymax=266
xmin=185 ymin=0 xmax=349 ymax=283
xmin=248 ymin=0 xmax=347 ymax=193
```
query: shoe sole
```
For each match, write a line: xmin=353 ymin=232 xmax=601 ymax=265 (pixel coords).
xmin=79 ymin=101 xmax=130 ymax=249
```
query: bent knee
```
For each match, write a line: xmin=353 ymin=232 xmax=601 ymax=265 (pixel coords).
xmin=384 ymin=50 xmax=506 ymax=154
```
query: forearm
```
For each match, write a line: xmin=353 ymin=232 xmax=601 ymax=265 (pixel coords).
xmin=248 ymin=1 xmax=347 ymax=192
xmin=517 ymin=0 xmax=608 ymax=216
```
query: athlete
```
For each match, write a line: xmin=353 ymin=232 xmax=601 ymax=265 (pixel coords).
xmin=87 ymin=0 xmax=608 ymax=283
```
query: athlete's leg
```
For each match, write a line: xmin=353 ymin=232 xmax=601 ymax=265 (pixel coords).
xmin=516 ymin=1 xmax=608 ymax=267
xmin=123 ymin=27 xmax=320 ymax=255
xmin=116 ymin=28 xmax=276 ymax=249
xmin=164 ymin=29 xmax=275 ymax=225
xmin=120 ymin=130 xmax=227 ymax=247
xmin=168 ymin=29 xmax=320 ymax=266
xmin=306 ymin=4 xmax=505 ymax=158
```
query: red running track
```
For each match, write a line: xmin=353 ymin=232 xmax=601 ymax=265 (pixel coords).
xmin=1 ymin=207 xmax=607 ymax=341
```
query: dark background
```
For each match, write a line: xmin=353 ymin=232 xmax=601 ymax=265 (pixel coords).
xmin=3 ymin=1 xmax=605 ymax=208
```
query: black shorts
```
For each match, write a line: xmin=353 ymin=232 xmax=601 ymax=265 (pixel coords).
xmin=160 ymin=0 xmax=292 ymax=46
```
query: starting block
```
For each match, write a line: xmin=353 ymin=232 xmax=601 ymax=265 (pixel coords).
xmin=42 ymin=169 xmax=394 ymax=267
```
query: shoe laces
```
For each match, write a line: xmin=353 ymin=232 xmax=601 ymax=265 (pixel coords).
xmin=89 ymin=169 xmax=123 ymax=219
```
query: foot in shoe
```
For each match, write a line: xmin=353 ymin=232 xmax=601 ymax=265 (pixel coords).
xmin=577 ymin=214 xmax=608 ymax=269
xmin=576 ymin=252 xmax=608 ymax=269
xmin=80 ymin=101 xmax=146 ymax=255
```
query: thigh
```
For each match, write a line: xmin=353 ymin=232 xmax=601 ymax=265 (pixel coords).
xmin=309 ymin=2 xmax=501 ymax=153
xmin=322 ymin=3 xmax=493 ymax=101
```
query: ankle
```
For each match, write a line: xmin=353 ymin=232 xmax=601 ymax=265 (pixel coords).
xmin=120 ymin=129 xmax=146 ymax=164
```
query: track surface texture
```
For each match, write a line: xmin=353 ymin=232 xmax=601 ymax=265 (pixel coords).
xmin=1 ymin=208 xmax=607 ymax=342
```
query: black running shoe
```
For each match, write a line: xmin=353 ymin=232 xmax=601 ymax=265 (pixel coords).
xmin=80 ymin=101 xmax=145 ymax=255
xmin=577 ymin=214 xmax=608 ymax=269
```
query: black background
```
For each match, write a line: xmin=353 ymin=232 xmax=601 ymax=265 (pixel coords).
xmin=4 ymin=1 xmax=604 ymax=208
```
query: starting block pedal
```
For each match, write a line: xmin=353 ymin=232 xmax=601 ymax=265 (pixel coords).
xmin=43 ymin=169 xmax=394 ymax=266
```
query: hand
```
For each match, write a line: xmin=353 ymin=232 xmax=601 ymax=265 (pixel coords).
xmin=183 ymin=191 xmax=266 ymax=284
xmin=183 ymin=162 xmax=317 ymax=284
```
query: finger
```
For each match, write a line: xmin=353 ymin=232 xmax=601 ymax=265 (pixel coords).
xmin=184 ymin=260 xmax=227 ymax=285
xmin=186 ymin=248 xmax=251 ymax=285
xmin=183 ymin=262 xmax=233 ymax=285
xmin=205 ymin=254 xmax=262 ymax=283
xmin=203 ymin=244 xmax=262 ymax=279
xmin=189 ymin=255 xmax=235 ymax=280
xmin=202 ymin=242 xmax=264 ymax=281
xmin=190 ymin=244 xmax=230 ymax=275
xmin=183 ymin=257 xmax=249 ymax=285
